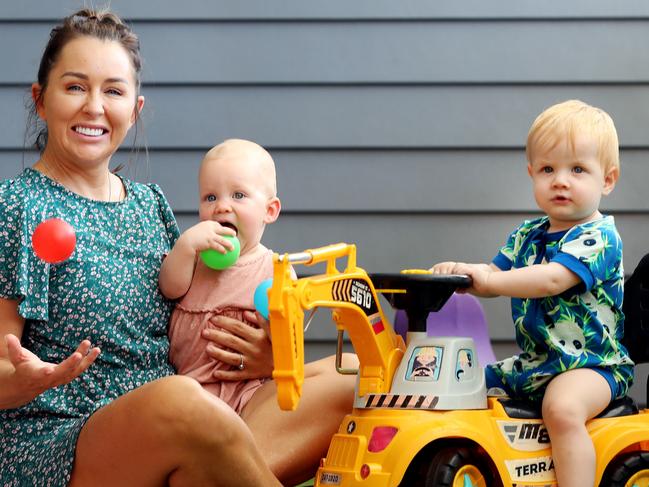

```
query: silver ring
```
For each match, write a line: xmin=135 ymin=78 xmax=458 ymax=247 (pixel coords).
xmin=238 ymin=353 xmax=245 ymax=370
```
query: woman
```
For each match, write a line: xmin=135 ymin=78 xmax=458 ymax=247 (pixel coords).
xmin=0 ymin=9 xmax=355 ymax=486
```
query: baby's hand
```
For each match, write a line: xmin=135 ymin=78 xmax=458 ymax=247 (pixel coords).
xmin=178 ymin=221 xmax=236 ymax=255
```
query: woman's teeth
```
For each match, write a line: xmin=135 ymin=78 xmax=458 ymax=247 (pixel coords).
xmin=75 ymin=126 xmax=104 ymax=136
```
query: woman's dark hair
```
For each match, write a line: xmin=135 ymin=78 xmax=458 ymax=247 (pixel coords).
xmin=26 ymin=8 xmax=144 ymax=162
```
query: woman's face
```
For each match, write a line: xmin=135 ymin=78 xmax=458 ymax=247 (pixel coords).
xmin=33 ymin=36 xmax=144 ymax=169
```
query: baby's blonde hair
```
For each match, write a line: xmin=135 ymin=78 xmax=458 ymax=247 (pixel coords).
xmin=526 ymin=100 xmax=620 ymax=172
xmin=202 ymin=138 xmax=277 ymax=197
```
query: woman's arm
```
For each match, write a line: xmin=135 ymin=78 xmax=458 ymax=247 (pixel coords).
xmin=0 ymin=298 xmax=100 ymax=410
xmin=0 ymin=298 xmax=26 ymax=407
xmin=159 ymin=221 xmax=235 ymax=300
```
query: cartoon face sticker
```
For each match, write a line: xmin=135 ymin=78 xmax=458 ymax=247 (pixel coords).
xmin=455 ymin=348 xmax=475 ymax=381
xmin=407 ymin=346 xmax=443 ymax=382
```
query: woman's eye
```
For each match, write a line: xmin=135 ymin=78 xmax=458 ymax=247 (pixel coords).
xmin=106 ymin=88 xmax=123 ymax=96
xmin=206 ymin=195 xmax=217 ymax=202
xmin=233 ymin=192 xmax=245 ymax=199
xmin=67 ymin=85 xmax=83 ymax=92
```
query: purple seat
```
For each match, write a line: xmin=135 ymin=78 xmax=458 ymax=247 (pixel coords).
xmin=393 ymin=293 xmax=497 ymax=366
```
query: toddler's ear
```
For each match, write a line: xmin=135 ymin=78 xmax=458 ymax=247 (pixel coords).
xmin=264 ymin=197 xmax=281 ymax=224
xmin=602 ymin=166 xmax=619 ymax=195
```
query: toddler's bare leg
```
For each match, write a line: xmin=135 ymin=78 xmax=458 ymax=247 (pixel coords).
xmin=542 ymin=368 xmax=611 ymax=487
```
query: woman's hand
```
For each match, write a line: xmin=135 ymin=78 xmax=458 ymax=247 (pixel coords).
xmin=203 ymin=312 xmax=274 ymax=381
xmin=0 ymin=334 xmax=100 ymax=409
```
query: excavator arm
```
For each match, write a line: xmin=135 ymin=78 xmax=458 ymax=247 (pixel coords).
xmin=269 ymin=243 xmax=406 ymax=411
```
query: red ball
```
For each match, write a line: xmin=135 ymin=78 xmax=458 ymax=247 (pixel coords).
xmin=32 ymin=218 xmax=76 ymax=264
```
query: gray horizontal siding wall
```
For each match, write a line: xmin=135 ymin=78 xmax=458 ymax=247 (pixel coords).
xmin=5 ymin=1 xmax=649 ymax=20
xmin=2 ymin=2 xmax=649 ymax=399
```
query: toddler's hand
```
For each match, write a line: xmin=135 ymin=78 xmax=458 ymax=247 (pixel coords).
xmin=452 ymin=263 xmax=493 ymax=296
xmin=430 ymin=261 xmax=462 ymax=274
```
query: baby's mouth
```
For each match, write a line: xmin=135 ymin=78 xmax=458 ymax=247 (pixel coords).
xmin=220 ymin=222 xmax=238 ymax=235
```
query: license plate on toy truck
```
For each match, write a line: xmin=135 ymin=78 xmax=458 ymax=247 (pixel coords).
xmin=319 ymin=472 xmax=341 ymax=485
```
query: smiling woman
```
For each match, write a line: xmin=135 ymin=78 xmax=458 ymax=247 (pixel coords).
xmin=0 ymin=8 xmax=289 ymax=487
xmin=31 ymin=36 xmax=144 ymax=201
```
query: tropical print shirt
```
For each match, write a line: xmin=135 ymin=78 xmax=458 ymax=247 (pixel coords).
xmin=487 ymin=215 xmax=633 ymax=400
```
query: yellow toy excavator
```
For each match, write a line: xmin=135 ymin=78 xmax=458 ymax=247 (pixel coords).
xmin=268 ymin=243 xmax=649 ymax=487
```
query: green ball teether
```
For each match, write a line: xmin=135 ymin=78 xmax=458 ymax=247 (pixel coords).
xmin=200 ymin=235 xmax=240 ymax=270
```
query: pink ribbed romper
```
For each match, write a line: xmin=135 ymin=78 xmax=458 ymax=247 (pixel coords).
xmin=168 ymin=245 xmax=273 ymax=414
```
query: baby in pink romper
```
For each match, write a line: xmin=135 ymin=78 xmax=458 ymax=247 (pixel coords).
xmin=159 ymin=139 xmax=281 ymax=413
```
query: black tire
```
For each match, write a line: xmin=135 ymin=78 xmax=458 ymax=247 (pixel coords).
xmin=423 ymin=447 xmax=492 ymax=487
xmin=600 ymin=451 xmax=649 ymax=487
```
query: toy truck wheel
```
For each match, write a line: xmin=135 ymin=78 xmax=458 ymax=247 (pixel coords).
xmin=423 ymin=447 xmax=491 ymax=487
xmin=600 ymin=451 xmax=649 ymax=487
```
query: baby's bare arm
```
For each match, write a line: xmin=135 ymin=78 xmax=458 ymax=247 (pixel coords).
xmin=159 ymin=221 xmax=235 ymax=299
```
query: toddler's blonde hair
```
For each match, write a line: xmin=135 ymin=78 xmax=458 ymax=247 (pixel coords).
xmin=526 ymin=99 xmax=619 ymax=171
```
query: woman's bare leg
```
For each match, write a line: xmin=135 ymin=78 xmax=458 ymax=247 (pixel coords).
xmin=69 ymin=375 xmax=281 ymax=487
xmin=241 ymin=354 xmax=358 ymax=486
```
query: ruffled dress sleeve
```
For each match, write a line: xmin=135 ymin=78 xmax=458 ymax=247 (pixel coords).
xmin=0 ymin=177 xmax=51 ymax=320
xmin=146 ymin=183 xmax=180 ymax=250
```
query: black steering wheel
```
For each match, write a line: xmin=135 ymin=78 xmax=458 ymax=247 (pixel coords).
xmin=369 ymin=273 xmax=471 ymax=333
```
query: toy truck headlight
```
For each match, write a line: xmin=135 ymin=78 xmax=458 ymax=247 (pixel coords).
xmin=368 ymin=426 xmax=399 ymax=452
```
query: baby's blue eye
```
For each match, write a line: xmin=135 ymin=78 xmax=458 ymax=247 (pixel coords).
xmin=573 ymin=166 xmax=584 ymax=174
xmin=206 ymin=195 xmax=216 ymax=202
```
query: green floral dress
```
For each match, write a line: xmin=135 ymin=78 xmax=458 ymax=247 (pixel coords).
xmin=0 ymin=168 xmax=179 ymax=486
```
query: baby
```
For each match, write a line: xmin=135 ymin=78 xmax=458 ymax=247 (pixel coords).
xmin=159 ymin=138 xmax=281 ymax=413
